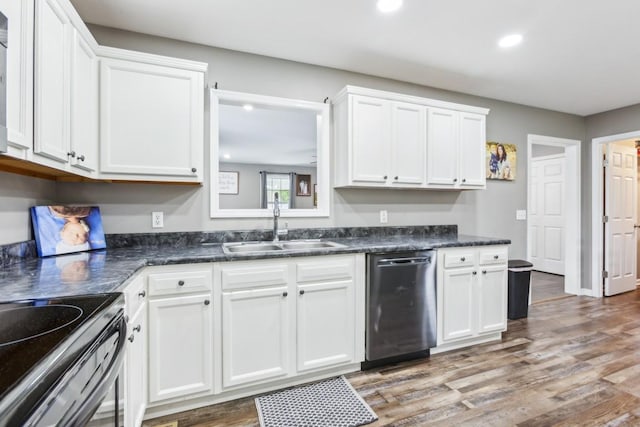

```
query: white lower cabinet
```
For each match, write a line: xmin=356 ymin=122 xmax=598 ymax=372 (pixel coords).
xmin=297 ymin=280 xmax=355 ymax=372
xmin=125 ymin=301 xmax=146 ymax=427
xmin=147 ymin=266 xmax=214 ymax=404
xmin=222 ymin=286 xmax=290 ymax=388
xmin=216 ymin=254 xmax=364 ymax=391
xmin=434 ymin=246 xmax=508 ymax=354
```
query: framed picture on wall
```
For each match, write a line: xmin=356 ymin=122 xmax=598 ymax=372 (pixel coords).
xmin=296 ymin=174 xmax=311 ymax=196
xmin=486 ymin=142 xmax=516 ymax=181
xmin=219 ymin=171 xmax=239 ymax=194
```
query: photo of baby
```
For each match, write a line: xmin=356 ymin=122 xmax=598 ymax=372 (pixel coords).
xmin=31 ymin=206 xmax=106 ymax=257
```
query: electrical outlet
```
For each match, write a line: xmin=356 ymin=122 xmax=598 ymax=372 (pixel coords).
xmin=379 ymin=210 xmax=388 ymax=224
xmin=152 ymin=211 xmax=164 ymax=228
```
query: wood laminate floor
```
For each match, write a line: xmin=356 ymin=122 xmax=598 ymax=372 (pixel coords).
xmin=144 ymin=290 xmax=640 ymax=426
xmin=531 ymin=271 xmax=568 ymax=304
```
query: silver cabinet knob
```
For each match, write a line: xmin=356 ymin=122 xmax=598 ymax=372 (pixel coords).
xmin=472 ymin=271 xmax=477 ymax=275
xmin=482 ymin=270 xmax=487 ymax=274
xmin=493 ymin=255 xmax=499 ymax=259
xmin=138 ymin=290 xmax=146 ymax=298
xmin=383 ymin=175 xmax=388 ymax=180
xmin=282 ymin=292 xmax=288 ymax=297
xmin=460 ymin=257 xmax=466 ymax=262
xmin=77 ymin=154 xmax=85 ymax=162
xmin=453 ymin=178 xmax=458 ymax=183
xmin=204 ymin=299 xmax=210 ymax=306
xmin=462 ymin=178 xmax=466 ymax=183
xmin=67 ymin=151 xmax=76 ymax=158
xmin=128 ymin=334 xmax=135 ymax=343
xmin=191 ymin=167 xmax=197 ymax=173
xmin=178 ymin=280 xmax=185 ymax=286
xmin=133 ymin=324 xmax=141 ymax=333
xmin=299 ymin=290 xmax=305 ymax=295
xmin=394 ymin=176 xmax=399 ymax=180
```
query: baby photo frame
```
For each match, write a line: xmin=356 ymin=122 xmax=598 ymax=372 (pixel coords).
xmin=31 ymin=206 xmax=107 ymax=257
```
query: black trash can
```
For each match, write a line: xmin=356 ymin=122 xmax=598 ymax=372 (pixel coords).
xmin=507 ymin=259 xmax=534 ymax=320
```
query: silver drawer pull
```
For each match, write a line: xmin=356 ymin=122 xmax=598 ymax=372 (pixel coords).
xmin=493 ymin=255 xmax=499 ymax=260
xmin=460 ymin=257 xmax=466 ymax=262
xmin=178 ymin=280 xmax=185 ymax=286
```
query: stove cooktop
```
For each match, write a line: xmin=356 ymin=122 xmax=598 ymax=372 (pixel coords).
xmin=0 ymin=293 xmax=124 ymax=424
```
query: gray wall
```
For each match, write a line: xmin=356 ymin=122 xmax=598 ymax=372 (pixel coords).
xmin=0 ymin=172 xmax=56 ymax=244
xmin=1 ymin=25 xmax=587 ymax=262
xmin=56 ymin=25 xmax=587 ymax=259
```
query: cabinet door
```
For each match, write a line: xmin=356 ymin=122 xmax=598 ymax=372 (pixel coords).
xmin=391 ymin=102 xmax=426 ymax=186
xmin=426 ymin=108 xmax=458 ymax=186
xmin=100 ymin=58 xmax=203 ymax=180
xmin=125 ymin=306 xmax=146 ymax=427
xmin=441 ymin=268 xmax=475 ymax=341
xmin=350 ymin=95 xmax=390 ymax=184
xmin=1 ymin=0 xmax=33 ymax=153
xmin=477 ymin=265 xmax=508 ymax=334
xmin=34 ymin=0 xmax=71 ymax=163
xmin=148 ymin=294 xmax=213 ymax=403
xmin=69 ymin=30 xmax=98 ymax=172
xmin=459 ymin=112 xmax=486 ymax=188
xmin=297 ymin=280 xmax=354 ymax=372
xmin=222 ymin=287 xmax=290 ymax=388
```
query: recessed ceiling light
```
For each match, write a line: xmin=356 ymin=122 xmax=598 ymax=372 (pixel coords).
xmin=243 ymin=104 xmax=254 ymax=111
xmin=223 ymin=153 xmax=231 ymax=159
xmin=377 ymin=0 xmax=403 ymax=13
xmin=498 ymin=34 xmax=523 ymax=48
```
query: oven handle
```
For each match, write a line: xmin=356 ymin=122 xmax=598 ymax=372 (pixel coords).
xmin=72 ymin=313 xmax=127 ymax=427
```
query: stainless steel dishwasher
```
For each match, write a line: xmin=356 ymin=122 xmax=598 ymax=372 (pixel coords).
xmin=364 ymin=251 xmax=436 ymax=367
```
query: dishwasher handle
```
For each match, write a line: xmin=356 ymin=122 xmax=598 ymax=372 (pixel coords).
xmin=377 ymin=256 xmax=431 ymax=266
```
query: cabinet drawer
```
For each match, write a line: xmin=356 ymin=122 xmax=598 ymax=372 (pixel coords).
xmin=124 ymin=274 xmax=146 ymax=319
xmin=443 ymin=251 xmax=475 ymax=268
xmin=148 ymin=269 xmax=212 ymax=296
xmin=221 ymin=263 xmax=289 ymax=291
xmin=296 ymin=257 xmax=354 ymax=283
xmin=479 ymin=247 xmax=508 ymax=265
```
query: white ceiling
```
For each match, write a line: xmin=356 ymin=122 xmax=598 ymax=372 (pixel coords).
xmin=71 ymin=0 xmax=640 ymax=116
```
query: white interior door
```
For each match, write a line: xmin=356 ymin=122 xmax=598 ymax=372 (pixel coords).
xmin=605 ymin=143 xmax=637 ymax=296
xmin=529 ymin=155 xmax=566 ymax=275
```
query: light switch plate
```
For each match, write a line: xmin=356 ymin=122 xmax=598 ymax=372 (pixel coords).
xmin=516 ymin=210 xmax=527 ymax=220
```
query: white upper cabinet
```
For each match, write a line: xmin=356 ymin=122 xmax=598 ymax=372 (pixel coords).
xmin=391 ymin=101 xmax=426 ymax=186
xmin=458 ymin=112 xmax=486 ymax=188
xmin=350 ymin=95 xmax=389 ymax=184
xmin=427 ymin=110 xmax=486 ymax=189
xmin=34 ymin=0 xmax=71 ymax=164
xmin=98 ymin=50 xmax=206 ymax=182
xmin=32 ymin=0 xmax=99 ymax=177
xmin=426 ymin=107 xmax=458 ymax=186
xmin=69 ymin=30 xmax=98 ymax=172
xmin=0 ymin=0 xmax=33 ymax=157
xmin=334 ymin=86 xmax=489 ymax=190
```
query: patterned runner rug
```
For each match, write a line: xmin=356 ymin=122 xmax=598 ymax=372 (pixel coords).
xmin=255 ymin=376 xmax=378 ymax=427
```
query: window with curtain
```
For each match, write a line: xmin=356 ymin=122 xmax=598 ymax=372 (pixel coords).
xmin=264 ymin=173 xmax=291 ymax=209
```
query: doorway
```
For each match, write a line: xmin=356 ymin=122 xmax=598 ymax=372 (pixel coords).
xmin=526 ymin=135 xmax=581 ymax=299
xmin=591 ymin=132 xmax=639 ymax=297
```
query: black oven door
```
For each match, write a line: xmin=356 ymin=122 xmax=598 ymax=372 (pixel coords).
xmin=25 ymin=313 xmax=127 ymax=427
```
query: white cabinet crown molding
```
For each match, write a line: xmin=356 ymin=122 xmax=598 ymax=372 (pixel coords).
xmin=96 ymin=45 xmax=208 ymax=73
xmin=334 ymin=85 xmax=490 ymax=116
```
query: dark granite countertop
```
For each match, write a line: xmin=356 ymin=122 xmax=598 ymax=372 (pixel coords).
xmin=0 ymin=226 xmax=509 ymax=302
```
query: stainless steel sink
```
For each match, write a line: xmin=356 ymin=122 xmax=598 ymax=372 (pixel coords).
xmin=280 ymin=241 xmax=344 ymax=250
xmin=223 ymin=242 xmax=283 ymax=253
xmin=222 ymin=240 xmax=345 ymax=255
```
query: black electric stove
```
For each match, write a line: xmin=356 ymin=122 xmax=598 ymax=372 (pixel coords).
xmin=0 ymin=293 xmax=126 ymax=426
